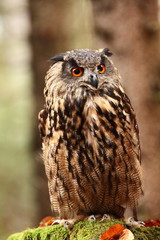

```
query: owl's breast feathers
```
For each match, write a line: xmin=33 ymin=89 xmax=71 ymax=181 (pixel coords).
xmin=39 ymin=83 xmax=142 ymax=218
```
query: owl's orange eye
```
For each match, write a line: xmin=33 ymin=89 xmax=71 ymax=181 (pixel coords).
xmin=71 ymin=67 xmax=83 ymax=77
xmin=97 ymin=64 xmax=106 ymax=74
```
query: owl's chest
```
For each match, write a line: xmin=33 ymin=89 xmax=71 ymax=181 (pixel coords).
xmin=50 ymin=95 xmax=121 ymax=149
xmin=45 ymin=94 xmax=133 ymax=182
xmin=82 ymin=95 xmax=120 ymax=132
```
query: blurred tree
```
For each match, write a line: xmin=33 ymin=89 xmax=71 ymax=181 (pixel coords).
xmin=0 ymin=0 xmax=35 ymax=239
xmin=28 ymin=0 xmax=71 ymax=223
xmin=28 ymin=0 xmax=93 ymax=224
xmin=91 ymin=0 xmax=160 ymax=219
xmin=28 ymin=0 xmax=160 ymax=224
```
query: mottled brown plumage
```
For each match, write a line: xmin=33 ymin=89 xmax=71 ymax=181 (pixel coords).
xmin=39 ymin=48 xmax=142 ymax=226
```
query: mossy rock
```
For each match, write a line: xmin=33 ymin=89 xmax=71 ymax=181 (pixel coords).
xmin=6 ymin=219 xmax=160 ymax=240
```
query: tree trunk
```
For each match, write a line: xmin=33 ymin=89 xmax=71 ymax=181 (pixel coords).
xmin=28 ymin=0 xmax=71 ymax=224
xmin=91 ymin=0 xmax=160 ymax=219
xmin=28 ymin=0 xmax=93 ymax=225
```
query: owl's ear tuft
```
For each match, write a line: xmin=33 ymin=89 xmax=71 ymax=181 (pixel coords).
xmin=49 ymin=53 xmax=66 ymax=64
xmin=101 ymin=48 xmax=113 ymax=57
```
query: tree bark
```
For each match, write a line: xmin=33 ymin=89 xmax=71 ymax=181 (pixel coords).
xmin=91 ymin=0 xmax=160 ymax=219
xmin=28 ymin=0 xmax=93 ymax=225
xmin=28 ymin=0 xmax=71 ymax=224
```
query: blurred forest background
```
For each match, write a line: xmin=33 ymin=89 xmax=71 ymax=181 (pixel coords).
xmin=0 ymin=0 xmax=160 ymax=239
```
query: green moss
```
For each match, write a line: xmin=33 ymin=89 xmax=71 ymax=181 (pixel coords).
xmin=6 ymin=220 xmax=160 ymax=240
xmin=132 ymin=226 xmax=160 ymax=240
xmin=7 ymin=225 xmax=70 ymax=240
xmin=70 ymin=219 xmax=123 ymax=240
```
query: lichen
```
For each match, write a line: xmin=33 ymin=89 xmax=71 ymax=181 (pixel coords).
xmin=6 ymin=219 xmax=160 ymax=240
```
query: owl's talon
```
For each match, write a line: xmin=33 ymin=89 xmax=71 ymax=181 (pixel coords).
xmin=125 ymin=217 xmax=145 ymax=227
xmin=52 ymin=219 xmax=62 ymax=225
xmin=101 ymin=214 xmax=111 ymax=221
xmin=64 ymin=220 xmax=71 ymax=228
xmin=51 ymin=219 xmax=75 ymax=228
xmin=88 ymin=215 xmax=96 ymax=221
xmin=137 ymin=221 xmax=145 ymax=226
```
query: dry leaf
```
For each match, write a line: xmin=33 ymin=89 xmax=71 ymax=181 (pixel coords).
xmin=119 ymin=229 xmax=134 ymax=240
xmin=144 ymin=219 xmax=160 ymax=227
xmin=100 ymin=224 xmax=125 ymax=240
xmin=39 ymin=216 xmax=54 ymax=227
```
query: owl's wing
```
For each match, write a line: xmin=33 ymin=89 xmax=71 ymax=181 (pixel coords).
xmin=121 ymin=92 xmax=141 ymax=163
xmin=117 ymin=91 xmax=142 ymax=218
xmin=38 ymin=108 xmax=48 ymax=139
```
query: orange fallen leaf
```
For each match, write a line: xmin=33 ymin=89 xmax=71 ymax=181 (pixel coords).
xmin=39 ymin=216 xmax=54 ymax=227
xmin=39 ymin=216 xmax=69 ymax=227
xmin=100 ymin=224 xmax=125 ymax=240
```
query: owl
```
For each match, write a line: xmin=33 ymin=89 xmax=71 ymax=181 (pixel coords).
xmin=39 ymin=48 xmax=143 ymax=227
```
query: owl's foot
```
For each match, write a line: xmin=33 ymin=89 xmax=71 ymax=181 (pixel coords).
xmin=51 ymin=214 xmax=114 ymax=228
xmin=88 ymin=214 xmax=100 ymax=221
xmin=87 ymin=213 xmax=111 ymax=221
xmin=101 ymin=214 xmax=111 ymax=221
xmin=52 ymin=219 xmax=76 ymax=228
xmin=124 ymin=217 xmax=144 ymax=228
xmin=52 ymin=215 xmax=88 ymax=229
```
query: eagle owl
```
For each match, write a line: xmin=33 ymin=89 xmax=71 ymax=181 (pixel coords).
xmin=39 ymin=48 xmax=142 ymax=226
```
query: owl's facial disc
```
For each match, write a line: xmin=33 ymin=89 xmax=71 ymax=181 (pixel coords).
xmin=50 ymin=49 xmax=115 ymax=91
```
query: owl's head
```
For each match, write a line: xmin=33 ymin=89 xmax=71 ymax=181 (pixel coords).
xmin=46 ymin=48 xmax=120 ymax=97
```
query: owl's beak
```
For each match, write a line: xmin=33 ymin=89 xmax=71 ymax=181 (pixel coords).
xmin=89 ymin=73 xmax=98 ymax=89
